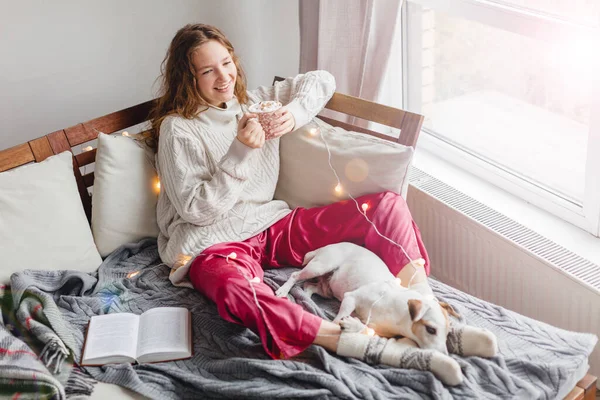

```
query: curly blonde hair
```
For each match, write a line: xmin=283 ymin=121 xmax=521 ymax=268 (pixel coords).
xmin=148 ymin=24 xmax=248 ymax=152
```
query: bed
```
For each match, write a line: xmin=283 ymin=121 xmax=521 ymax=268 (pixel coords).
xmin=0 ymin=77 xmax=597 ymax=400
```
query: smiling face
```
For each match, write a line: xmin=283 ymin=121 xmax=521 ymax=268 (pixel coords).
xmin=191 ymin=40 xmax=237 ymax=107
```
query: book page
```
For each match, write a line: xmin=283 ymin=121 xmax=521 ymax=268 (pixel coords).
xmin=82 ymin=313 xmax=139 ymax=364
xmin=137 ymin=307 xmax=191 ymax=361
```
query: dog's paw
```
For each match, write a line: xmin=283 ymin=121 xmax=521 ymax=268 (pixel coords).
xmin=338 ymin=316 xmax=368 ymax=334
xmin=276 ymin=273 xmax=300 ymax=298
xmin=275 ymin=286 xmax=289 ymax=298
xmin=429 ymin=352 xmax=464 ymax=386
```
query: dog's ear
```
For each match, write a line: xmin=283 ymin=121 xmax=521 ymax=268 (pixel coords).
xmin=408 ymin=299 xmax=428 ymax=321
xmin=439 ymin=301 xmax=460 ymax=319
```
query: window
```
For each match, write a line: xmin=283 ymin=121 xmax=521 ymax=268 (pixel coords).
xmin=490 ymin=0 xmax=600 ymax=25
xmin=403 ymin=0 xmax=600 ymax=236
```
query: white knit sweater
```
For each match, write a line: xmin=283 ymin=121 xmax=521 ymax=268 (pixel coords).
xmin=156 ymin=71 xmax=336 ymax=286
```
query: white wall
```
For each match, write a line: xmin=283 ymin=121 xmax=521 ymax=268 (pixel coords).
xmin=0 ymin=0 xmax=299 ymax=150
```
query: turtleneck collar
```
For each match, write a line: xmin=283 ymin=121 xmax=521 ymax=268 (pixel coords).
xmin=201 ymin=97 xmax=243 ymax=124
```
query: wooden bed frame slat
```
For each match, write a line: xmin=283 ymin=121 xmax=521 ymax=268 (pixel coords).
xmin=75 ymin=148 xmax=97 ymax=167
xmin=65 ymin=100 xmax=155 ymax=147
xmin=29 ymin=137 xmax=54 ymax=163
xmin=64 ymin=124 xmax=93 ymax=148
xmin=0 ymin=79 xmax=596 ymax=400
xmin=47 ymin=129 xmax=72 ymax=154
xmin=576 ymin=375 xmax=597 ymax=400
xmin=318 ymin=116 xmax=399 ymax=142
xmin=0 ymin=143 xmax=35 ymax=172
xmin=321 ymin=92 xmax=422 ymax=147
xmin=397 ymin=113 xmax=424 ymax=150
xmin=47 ymin=129 xmax=92 ymax=222
xmin=82 ymin=172 xmax=95 ymax=188
xmin=324 ymin=92 xmax=405 ymax=128
xmin=565 ymin=386 xmax=584 ymax=400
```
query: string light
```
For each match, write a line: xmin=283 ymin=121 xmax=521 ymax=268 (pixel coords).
xmin=316 ymin=121 xmax=415 ymax=265
xmin=226 ymin=252 xmax=237 ymax=263
xmin=155 ymin=180 xmax=161 ymax=193
xmin=227 ymin=121 xmax=420 ymax=341
xmin=317 ymin=120 xmax=421 ymax=335
xmin=81 ymin=146 xmax=94 ymax=176
xmin=174 ymin=254 xmax=192 ymax=270
xmin=122 ymin=131 xmax=130 ymax=137
xmin=225 ymin=251 xmax=270 ymax=325
xmin=127 ymin=271 xmax=140 ymax=278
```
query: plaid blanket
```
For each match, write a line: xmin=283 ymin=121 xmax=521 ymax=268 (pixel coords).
xmin=0 ymin=275 xmax=96 ymax=399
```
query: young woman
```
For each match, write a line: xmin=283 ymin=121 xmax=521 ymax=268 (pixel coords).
xmin=149 ymin=24 xmax=494 ymax=372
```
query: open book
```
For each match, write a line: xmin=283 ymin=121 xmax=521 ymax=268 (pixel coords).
xmin=81 ymin=307 xmax=192 ymax=365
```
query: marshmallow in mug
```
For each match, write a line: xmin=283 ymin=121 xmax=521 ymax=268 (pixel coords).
xmin=248 ymin=101 xmax=283 ymax=139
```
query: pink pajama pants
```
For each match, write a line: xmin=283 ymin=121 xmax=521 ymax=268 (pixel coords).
xmin=188 ymin=191 xmax=429 ymax=360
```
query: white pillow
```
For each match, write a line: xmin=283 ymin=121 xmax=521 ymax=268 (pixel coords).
xmin=275 ymin=118 xmax=414 ymax=209
xmin=91 ymin=133 xmax=159 ymax=257
xmin=0 ymin=151 xmax=102 ymax=283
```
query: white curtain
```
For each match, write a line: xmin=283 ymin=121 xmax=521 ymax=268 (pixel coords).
xmin=299 ymin=0 xmax=403 ymax=116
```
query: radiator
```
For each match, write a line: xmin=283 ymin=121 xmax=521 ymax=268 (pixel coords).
xmin=407 ymin=167 xmax=600 ymax=379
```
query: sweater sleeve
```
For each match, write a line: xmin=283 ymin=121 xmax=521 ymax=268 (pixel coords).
xmin=157 ymin=119 xmax=257 ymax=226
xmin=247 ymin=70 xmax=336 ymax=129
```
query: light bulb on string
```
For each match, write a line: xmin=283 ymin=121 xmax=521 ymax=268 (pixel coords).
xmin=334 ymin=184 xmax=343 ymax=194
xmin=227 ymin=252 xmax=237 ymax=261
xmin=174 ymin=254 xmax=192 ymax=269
xmin=83 ymin=146 xmax=93 ymax=152
xmin=361 ymin=203 xmax=369 ymax=213
xmin=308 ymin=127 xmax=319 ymax=136
xmin=122 ymin=131 xmax=130 ymax=137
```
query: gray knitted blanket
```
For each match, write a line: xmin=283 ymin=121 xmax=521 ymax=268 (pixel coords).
xmin=11 ymin=239 xmax=598 ymax=399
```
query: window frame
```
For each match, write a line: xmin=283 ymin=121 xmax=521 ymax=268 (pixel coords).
xmin=402 ymin=0 xmax=600 ymax=236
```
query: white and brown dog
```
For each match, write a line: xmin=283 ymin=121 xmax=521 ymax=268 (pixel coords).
xmin=276 ymin=242 xmax=459 ymax=355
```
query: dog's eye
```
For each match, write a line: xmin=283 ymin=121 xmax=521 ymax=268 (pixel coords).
xmin=425 ymin=326 xmax=437 ymax=335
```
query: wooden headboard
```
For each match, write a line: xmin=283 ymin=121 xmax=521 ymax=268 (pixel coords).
xmin=0 ymin=76 xmax=423 ymax=224
xmin=0 ymin=101 xmax=154 ymax=222
xmin=273 ymin=76 xmax=423 ymax=148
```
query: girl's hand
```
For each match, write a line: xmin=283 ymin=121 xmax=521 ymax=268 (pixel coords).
xmin=237 ymin=113 xmax=265 ymax=149
xmin=266 ymin=107 xmax=295 ymax=139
